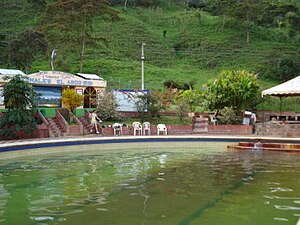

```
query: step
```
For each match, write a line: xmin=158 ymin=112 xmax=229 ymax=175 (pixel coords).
xmin=227 ymin=142 xmax=300 ymax=152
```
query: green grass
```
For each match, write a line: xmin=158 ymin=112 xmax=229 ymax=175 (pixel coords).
xmin=1 ymin=1 xmax=299 ymax=111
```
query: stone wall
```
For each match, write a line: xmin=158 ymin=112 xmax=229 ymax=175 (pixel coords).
xmin=255 ymin=122 xmax=300 ymax=137
xmin=208 ymin=125 xmax=253 ymax=135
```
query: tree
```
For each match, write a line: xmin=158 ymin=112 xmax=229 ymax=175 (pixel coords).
xmin=134 ymin=93 xmax=149 ymax=122
xmin=8 ymin=29 xmax=48 ymax=71
xmin=61 ymin=88 xmax=84 ymax=113
xmin=268 ymin=56 xmax=300 ymax=82
xmin=152 ymin=89 xmax=179 ymax=115
xmin=177 ymin=89 xmax=201 ymax=112
xmin=227 ymin=0 xmax=260 ymax=44
xmin=257 ymin=0 xmax=299 ymax=27
xmin=203 ymin=70 xmax=260 ymax=114
xmin=28 ymin=0 xmax=47 ymax=10
xmin=175 ymin=98 xmax=189 ymax=121
xmin=124 ymin=0 xmax=128 ymax=10
xmin=0 ymin=33 xmax=9 ymax=66
xmin=96 ymin=91 xmax=119 ymax=120
xmin=0 ymin=75 xmax=37 ymax=138
xmin=42 ymin=0 xmax=119 ymax=72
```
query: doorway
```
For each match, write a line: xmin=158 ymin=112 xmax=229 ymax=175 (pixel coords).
xmin=84 ymin=87 xmax=97 ymax=108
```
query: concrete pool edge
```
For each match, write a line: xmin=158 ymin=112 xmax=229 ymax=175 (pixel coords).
xmin=1 ymin=135 xmax=300 ymax=152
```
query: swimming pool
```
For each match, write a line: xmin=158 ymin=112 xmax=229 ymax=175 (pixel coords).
xmin=0 ymin=141 xmax=299 ymax=225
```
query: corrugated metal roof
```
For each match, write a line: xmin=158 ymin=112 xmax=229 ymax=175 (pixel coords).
xmin=0 ymin=69 xmax=25 ymax=76
xmin=75 ymin=73 xmax=103 ymax=80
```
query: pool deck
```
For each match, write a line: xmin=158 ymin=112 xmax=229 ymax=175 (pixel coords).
xmin=1 ymin=134 xmax=300 ymax=152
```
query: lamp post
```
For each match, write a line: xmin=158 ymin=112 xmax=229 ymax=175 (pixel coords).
xmin=50 ymin=49 xmax=58 ymax=71
xmin=141 ymin=43 xmax=145 ymax=90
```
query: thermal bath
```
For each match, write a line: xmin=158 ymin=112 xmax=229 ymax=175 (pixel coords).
xmin=0 ymin=140 xmax=299 ymax=225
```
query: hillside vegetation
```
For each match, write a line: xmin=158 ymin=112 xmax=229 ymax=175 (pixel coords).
xmin=0 ymin=0 xmax=299 ymax=95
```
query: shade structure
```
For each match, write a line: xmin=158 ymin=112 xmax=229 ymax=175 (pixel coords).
xmin=262 ymin=76 xmax=300 ymax=97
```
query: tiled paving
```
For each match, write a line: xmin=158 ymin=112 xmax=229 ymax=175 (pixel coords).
xmin=0 ymin=134 xmax=300 ymax=151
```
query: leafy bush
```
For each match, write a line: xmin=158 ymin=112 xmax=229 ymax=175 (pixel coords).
xmin=188 ymin=0 xmax=207 ymax=9
xmin=219 ymin=106 xmax=241 ymax=125
xmin=175 ymin=98 xmax=189 ymax=121
xmin=264 ymin=55 xmax=300 ymax=82
xmin=0 ymin=75 xmax=37 ymax=138
xmin=203 ymin=70 xmax=261 ymax=113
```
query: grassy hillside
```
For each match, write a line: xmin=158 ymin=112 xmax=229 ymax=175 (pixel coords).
xmin=75 ymin=5 xmax=297 ymax=91
xmin=1 ymin=1 xmax=299 ymax=97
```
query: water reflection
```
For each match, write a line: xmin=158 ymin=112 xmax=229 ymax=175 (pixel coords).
xmin=0 ymin=144 xmax=299 ymax=225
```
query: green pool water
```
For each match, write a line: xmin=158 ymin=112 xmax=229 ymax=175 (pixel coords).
xmin=0 ymin=142 xmax=299 ymax=225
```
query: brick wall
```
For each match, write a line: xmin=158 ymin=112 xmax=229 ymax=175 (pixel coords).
xmin=0 ymin=124 xmax=49 ymax=140
xmin=69 ymin=124 xmax=82 ymax=135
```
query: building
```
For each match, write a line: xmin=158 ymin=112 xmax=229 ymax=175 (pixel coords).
xmin=0 ymin=69 xmax=106 ymax=109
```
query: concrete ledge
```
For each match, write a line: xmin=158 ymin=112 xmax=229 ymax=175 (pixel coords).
xmin=1 ymin=135 xmax=300 ymax=153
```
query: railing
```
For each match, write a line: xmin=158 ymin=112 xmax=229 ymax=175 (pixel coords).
xmin=56 ymin=109 xmax=69 ymax=134
xmin=56 ymin=109 xmax=84 ymax=135
xmin=37 ymin=110 xmax=49 ymax=126
xmin=84 ymin=109 xmax=91 ymax=120
xmin=70 ymin=111 xmax=83 ymax=134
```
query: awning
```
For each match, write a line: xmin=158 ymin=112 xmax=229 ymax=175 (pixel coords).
xmin=262 ymin=76 xmax=300 ymax=97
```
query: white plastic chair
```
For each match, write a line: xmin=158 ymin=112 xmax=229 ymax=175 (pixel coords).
xmin=143 ymin=122 xmax=151 ymax=135
xmin=132 ymin=122 xmax=142 ymax=136
xmin=209 ymin=115 xmax=218 ymax=125
xmin=157 ymin=124 xmax=167 ymax=135
xmin=113 ymin=123 xmax=123 ymax=136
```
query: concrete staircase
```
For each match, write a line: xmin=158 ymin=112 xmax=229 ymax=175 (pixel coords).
xmin=46 ymin=117 xmax=67 ymax=137
xmin=78 ymin=117 xmax=92 ymax=134
xmin=192 ymin=116 xmax=208 ymax=134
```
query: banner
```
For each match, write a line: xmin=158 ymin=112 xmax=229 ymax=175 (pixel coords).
xmin=34 ymin=86 xmax=62 ymax=108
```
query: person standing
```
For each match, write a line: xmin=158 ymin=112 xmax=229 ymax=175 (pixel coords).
xmin=89 ymin=110 xmax=102 ymax=134
xmin=251 ymin=111 xmax=257 ymax=134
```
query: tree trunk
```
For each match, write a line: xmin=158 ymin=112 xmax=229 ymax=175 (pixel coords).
xmin=246 ymin=19 xmax=250 ymax=44
xmin=124 ymin=0 xmax=128 ymax=11
xmin=80 ymin=37 xmax=85 ymax=72
xmin=246 ymin=29 xmax=250 ymax=44
xmin=222 ymin=15 xmax=226 ymax=29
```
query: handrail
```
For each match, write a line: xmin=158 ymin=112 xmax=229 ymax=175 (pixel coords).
xmin=56 ymin=109 xmax=69 ymax=134
xmin=70 ymin=111 xmax=83 ymax=134
xmin=37 ymin=110 xmax=49 ymax=125
xmin=84 ymin=109 xmax=91 ymax=120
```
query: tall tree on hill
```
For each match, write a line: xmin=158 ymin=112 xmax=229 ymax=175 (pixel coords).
xmin=42 ymin=0 xmax=119 ymax=72
xmin=124 ymin=0 xmax=128 ymax=10
xmin=220 ymin=0 xmax=261 ymax=44
xmin=8 ymin=29 xmax=48 ymax=72
xmin=208 ymin=0 xmax=300 ymax=43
